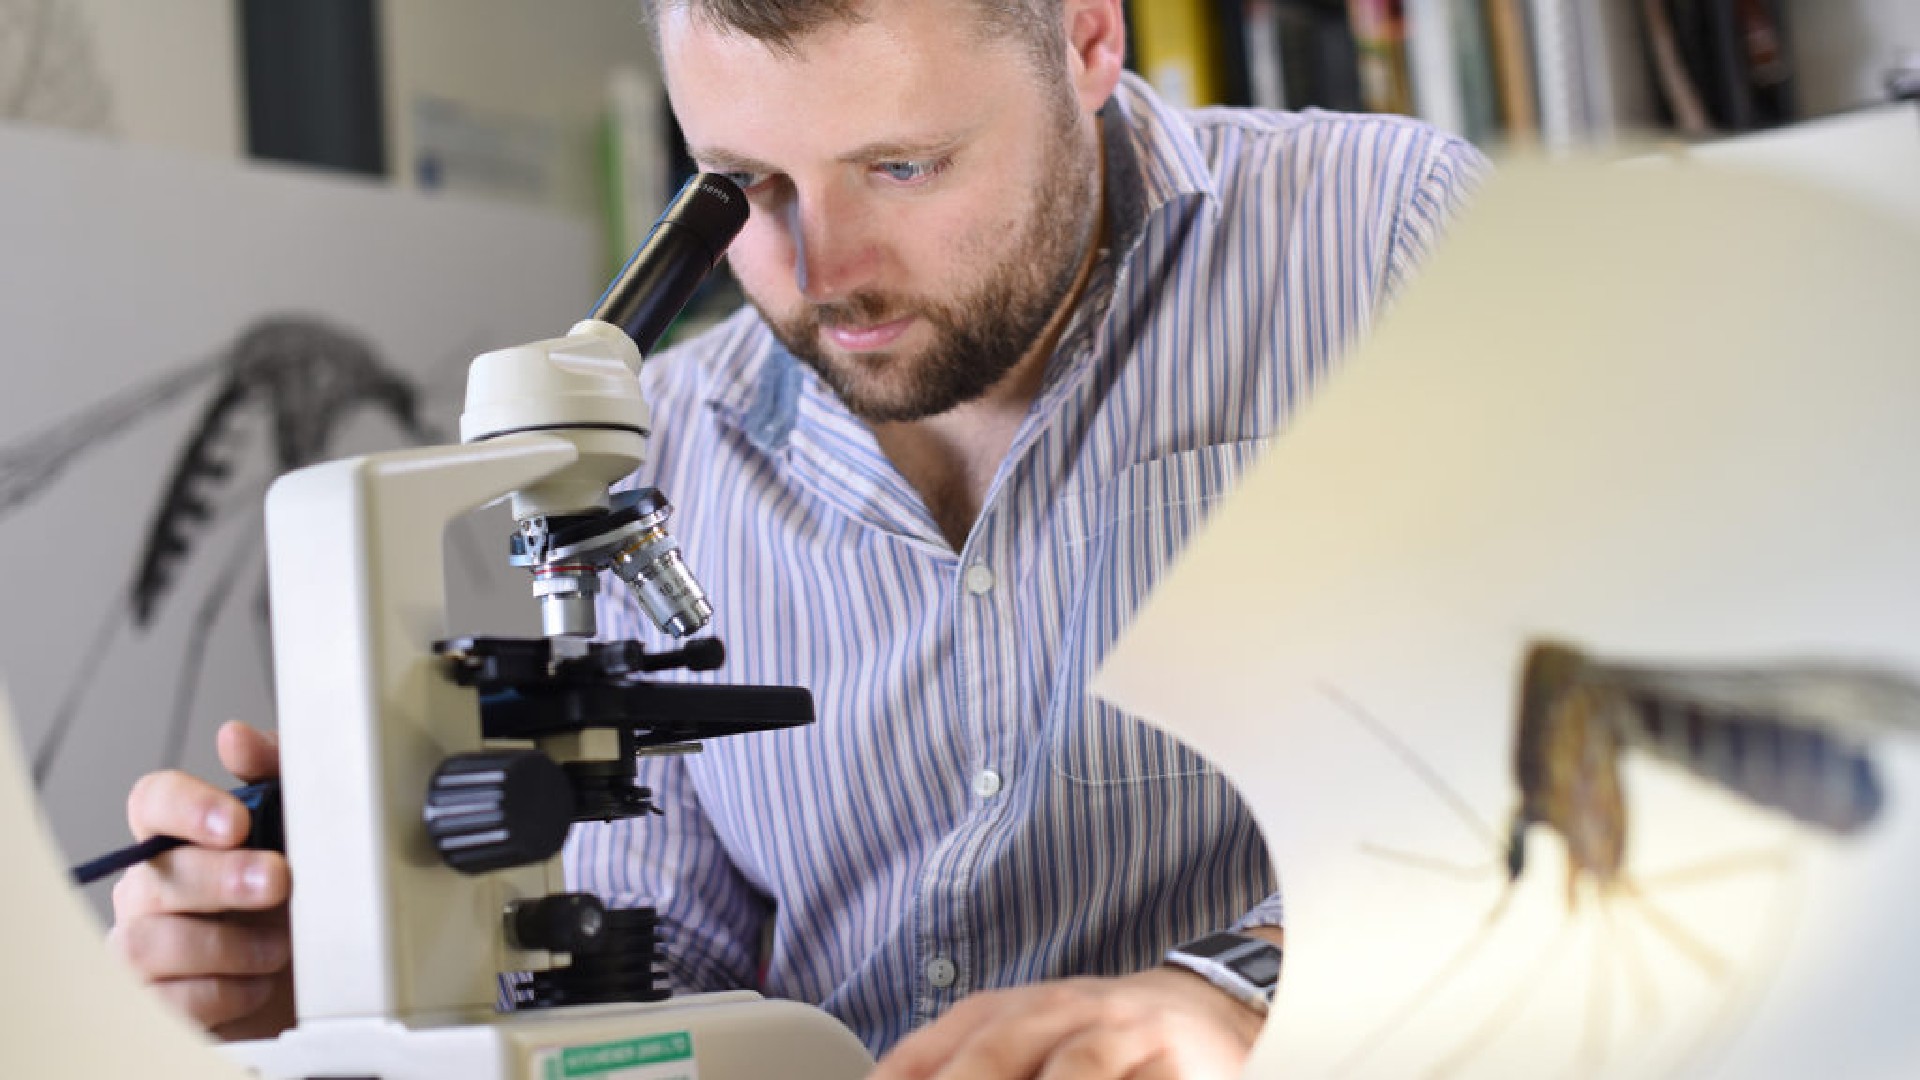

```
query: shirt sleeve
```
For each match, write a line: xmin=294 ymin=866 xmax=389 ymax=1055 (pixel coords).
xmin=1232 ymin=888 xmax=1285 ymax=932
xmin=1381 ymin=132 xmax=1493 ymax=302
xmin=564 ymin=751 xmax=770 ymax=993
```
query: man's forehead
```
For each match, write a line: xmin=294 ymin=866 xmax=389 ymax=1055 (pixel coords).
xmin=660 ymin=0 xmax=1032 ymax=160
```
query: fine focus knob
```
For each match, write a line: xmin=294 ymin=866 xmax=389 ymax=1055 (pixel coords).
xmin=425 ymin=750 xmax=574 ymax=874
xmin=508 ymin=893 xmax=609 ymax=955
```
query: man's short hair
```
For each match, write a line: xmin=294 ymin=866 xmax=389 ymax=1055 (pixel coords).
xmin=646 ymin=0 xmax=1069 ymax=79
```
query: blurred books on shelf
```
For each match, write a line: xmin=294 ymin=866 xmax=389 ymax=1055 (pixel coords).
xmin=1125 ymin=0 xmax=1833 ymax=148
xmin=1348 ymin=0 xmax=1416 ymax=114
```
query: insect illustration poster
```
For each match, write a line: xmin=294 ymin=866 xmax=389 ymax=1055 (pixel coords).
xmin=1096 ymin=160 xmax=1920 ymax=1078
xmin=0 ymin=123 xmax=596 ymax=907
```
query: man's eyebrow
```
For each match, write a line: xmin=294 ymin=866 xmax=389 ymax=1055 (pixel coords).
xmin=689 ymin=133 xmax=968 ymax=174
xmin=836 ymin=135 xmax=964 ymax=164
xmin=688 ymin=147 xmax=779 ymax=175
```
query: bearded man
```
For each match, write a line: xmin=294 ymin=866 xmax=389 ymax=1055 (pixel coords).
xmin=112 ymin=1 xmax=1485 ymax=1076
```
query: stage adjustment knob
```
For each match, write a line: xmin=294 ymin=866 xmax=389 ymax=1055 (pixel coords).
xmin=425 ymin=750 xmax=574 ymax=874
xmin=508 ymin=893 xmax=608 ymax=954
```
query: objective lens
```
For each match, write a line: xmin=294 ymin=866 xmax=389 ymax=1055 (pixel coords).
xmin=611 ymin=526 xmax=712 ymax=638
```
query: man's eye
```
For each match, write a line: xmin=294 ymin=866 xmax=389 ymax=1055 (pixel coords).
xmin=875 ymin=158 xmax=951 ymax=185
xmin=718 ymin=170 xmax=769 ymax=192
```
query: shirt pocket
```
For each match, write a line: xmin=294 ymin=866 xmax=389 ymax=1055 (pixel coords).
xmin=1048 ymin=438 xmax=1273 ymax=786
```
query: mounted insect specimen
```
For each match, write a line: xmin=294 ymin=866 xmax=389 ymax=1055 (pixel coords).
xmin=1331 ymin=638 xmax=1918 ymax=1077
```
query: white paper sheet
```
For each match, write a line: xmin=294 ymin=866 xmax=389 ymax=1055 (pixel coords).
xmin=1094 ymin=160 xmax=1920 ymax=1079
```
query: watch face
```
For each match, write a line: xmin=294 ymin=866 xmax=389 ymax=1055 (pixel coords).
xmin=1229 ymin=944 xmax=1283 ymax=987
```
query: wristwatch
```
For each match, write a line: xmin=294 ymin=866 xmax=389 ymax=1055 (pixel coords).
xmin=1163 ymin=930 xmax=1283 ymax=1015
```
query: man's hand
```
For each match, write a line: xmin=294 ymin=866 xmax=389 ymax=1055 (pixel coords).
xmin=107 ymin=721 xmax=295 ymax=1040
xmin=869 ymin=964 xmax=1265 ymax=1080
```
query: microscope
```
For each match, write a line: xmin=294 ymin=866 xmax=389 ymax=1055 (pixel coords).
xmin=221 ymin=175 xmax=873 ymax=1080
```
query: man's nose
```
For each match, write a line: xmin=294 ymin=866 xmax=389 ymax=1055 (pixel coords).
xmin=787 ymin=188 xmax=875 ymax=303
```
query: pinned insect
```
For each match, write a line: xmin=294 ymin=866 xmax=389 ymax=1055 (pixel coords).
xmin=1508 ymin=640 xmax=1902 ymax=903
xmin=1334 ymin=638 xmax=1920 ymax=1076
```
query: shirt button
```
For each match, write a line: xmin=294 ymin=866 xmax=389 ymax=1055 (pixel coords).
xmin=926 ymin=957 xmax=957 ymax=988
xmin=973 ymin=769 xmax=1003 ymax=798
xmin=963 ymin=563 xmax=996 ymax=596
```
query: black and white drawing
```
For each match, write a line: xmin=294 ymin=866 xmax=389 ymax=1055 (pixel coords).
xmin=0 ymin=122 xmax=598 ymax=908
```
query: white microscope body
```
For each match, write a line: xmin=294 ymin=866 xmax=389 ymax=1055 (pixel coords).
xmin=222 ymin=177 xmax=872 ymax=1080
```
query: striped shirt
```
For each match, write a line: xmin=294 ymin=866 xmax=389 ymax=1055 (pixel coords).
xmin=568 ymin=72 xmax=1486 ymax=1056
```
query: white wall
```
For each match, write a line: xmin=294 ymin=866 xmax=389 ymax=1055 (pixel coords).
xmin=379 ymin=0 xmax=660 ymax=222
xmin=1789 ymin=0 xmax=1920 ymax=116
xmin=72 ymin=0 xmax=242 ymax=158
xmin=16 ymin=0 xmax=662 ymax=227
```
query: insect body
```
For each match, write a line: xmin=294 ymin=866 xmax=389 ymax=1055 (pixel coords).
xmin=1510 ymin=640 xmax=1904 ymax=909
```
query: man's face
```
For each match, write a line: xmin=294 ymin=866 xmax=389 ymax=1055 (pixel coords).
xmin=659 ymin=1 xmax=1101 ymax=424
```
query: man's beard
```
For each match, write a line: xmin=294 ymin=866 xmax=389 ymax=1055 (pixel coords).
xmin=752 ymin=116 xmax=1100 ymax=425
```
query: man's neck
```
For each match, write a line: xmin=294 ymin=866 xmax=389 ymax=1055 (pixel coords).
xmin=871 ymin=149 xmax=1107 ymax=553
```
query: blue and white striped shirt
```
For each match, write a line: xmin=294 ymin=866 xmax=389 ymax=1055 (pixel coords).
xmin=569 ymin=72 xmax=1485 ymax=1055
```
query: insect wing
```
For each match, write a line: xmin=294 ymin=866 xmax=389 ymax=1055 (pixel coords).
xmin=1582 ymin=660 xmax=1917 ymax=835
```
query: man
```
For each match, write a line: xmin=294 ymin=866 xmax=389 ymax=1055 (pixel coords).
xmin=110 ymin=0 xmax=1486 ymax=1075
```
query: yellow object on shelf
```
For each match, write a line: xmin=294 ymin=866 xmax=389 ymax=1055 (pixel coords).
xmin=1131 ymin=0 xmax=1229 ymax=108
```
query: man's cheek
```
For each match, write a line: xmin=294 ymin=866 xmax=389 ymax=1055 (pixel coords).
xmin=725 ymin=224 xmax=797 ymax=295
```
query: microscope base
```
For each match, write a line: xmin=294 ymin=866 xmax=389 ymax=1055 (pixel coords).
xmin=221 ymin=991 xmax=873 ymax=1080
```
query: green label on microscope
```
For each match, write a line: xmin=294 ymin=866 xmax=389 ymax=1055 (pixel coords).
xmin=539 ymin=1031 xmax=695 ymax=1079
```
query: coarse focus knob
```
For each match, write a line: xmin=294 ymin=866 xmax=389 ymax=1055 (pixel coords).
xmin=508 ymin=893 xmax=609 ymax=955
xmin=425 ymin=750 xmax=574 ymax=874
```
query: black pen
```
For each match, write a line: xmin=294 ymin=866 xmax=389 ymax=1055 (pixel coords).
xmin=70 ymin=779 xmax=282 ymax=886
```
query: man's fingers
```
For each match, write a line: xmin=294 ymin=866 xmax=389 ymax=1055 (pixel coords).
xmin=928 ymin=993 xmax=1112 ymax=1080
xmin=113 ymin=848 xmax=289 ymax=916
xmin=872 ymin=991 xmax=1006 ymax=1080
xmin=1117 ymin=1053 xmax=1184 ymax=1080
xmin=215 ymin=721 xmax=280 ymax=784
xmin=152 ymin=975 xmax=277 ymax=1031
xmin=1035 ymin=1025 xmax=1160 ymax=1080
xmin=110 ymin=911 xmax=290 ymax=979
xmin=111 ymin=910 xmax=291 ymax=979
xmin=874 ymin=983 xmax=1117 ymax=1080
xmin=126 ymin=770 xmax=250 ymax=847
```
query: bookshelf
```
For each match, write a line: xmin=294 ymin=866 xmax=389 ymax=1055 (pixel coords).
xmin=1124 ymin=0 xmax=1920 ymax=150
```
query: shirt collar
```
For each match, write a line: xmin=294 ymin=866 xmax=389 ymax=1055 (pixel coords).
xmin=1103 ymin=70 xmax=1218 ymax=258
xmin=702 ymin=70 xmax=1217 ymax=449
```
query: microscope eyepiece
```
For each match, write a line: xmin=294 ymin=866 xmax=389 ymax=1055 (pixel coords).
xmin=591 ymin=172 xmax=750 ymax=356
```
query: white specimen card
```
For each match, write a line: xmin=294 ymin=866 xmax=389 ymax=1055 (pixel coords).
xmin=1094 ymin=159 xmax=1920 ymax=1078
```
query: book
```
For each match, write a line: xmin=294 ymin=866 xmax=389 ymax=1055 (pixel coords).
xmin=1574 ymin=0 xmax=1656 ymax=140
xmin=1217 ymin=0 xmax=1258 ymax=106
xmin=1485 ymin=0 xmax=1539 ymax=139
xmin=1271 ymin=1 xmax=1365 ymax=112
xmin=1657 ymin=0 xmax=1795 ymax=135
xmin=1451 ymin=0 xmax=1503 ymax=143
xmin=1243 ymin=0 xmax=1288 ymax=109
xmin=1406 ymin=0 xmax=1466 ymax=133
xmin=1347 ymin=0 xmax=1415 ymax=114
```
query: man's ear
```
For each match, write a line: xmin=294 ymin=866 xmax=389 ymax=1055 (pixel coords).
xmin=1063 ymin=0 xmax=1126 ymax=113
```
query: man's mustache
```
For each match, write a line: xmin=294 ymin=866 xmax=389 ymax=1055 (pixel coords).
xmin=806 ymin=293 xmax=914 ymax=329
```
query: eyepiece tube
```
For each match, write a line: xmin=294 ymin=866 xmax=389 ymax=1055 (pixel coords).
xmin=590 ymin=172 xmax=750 ymax=355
